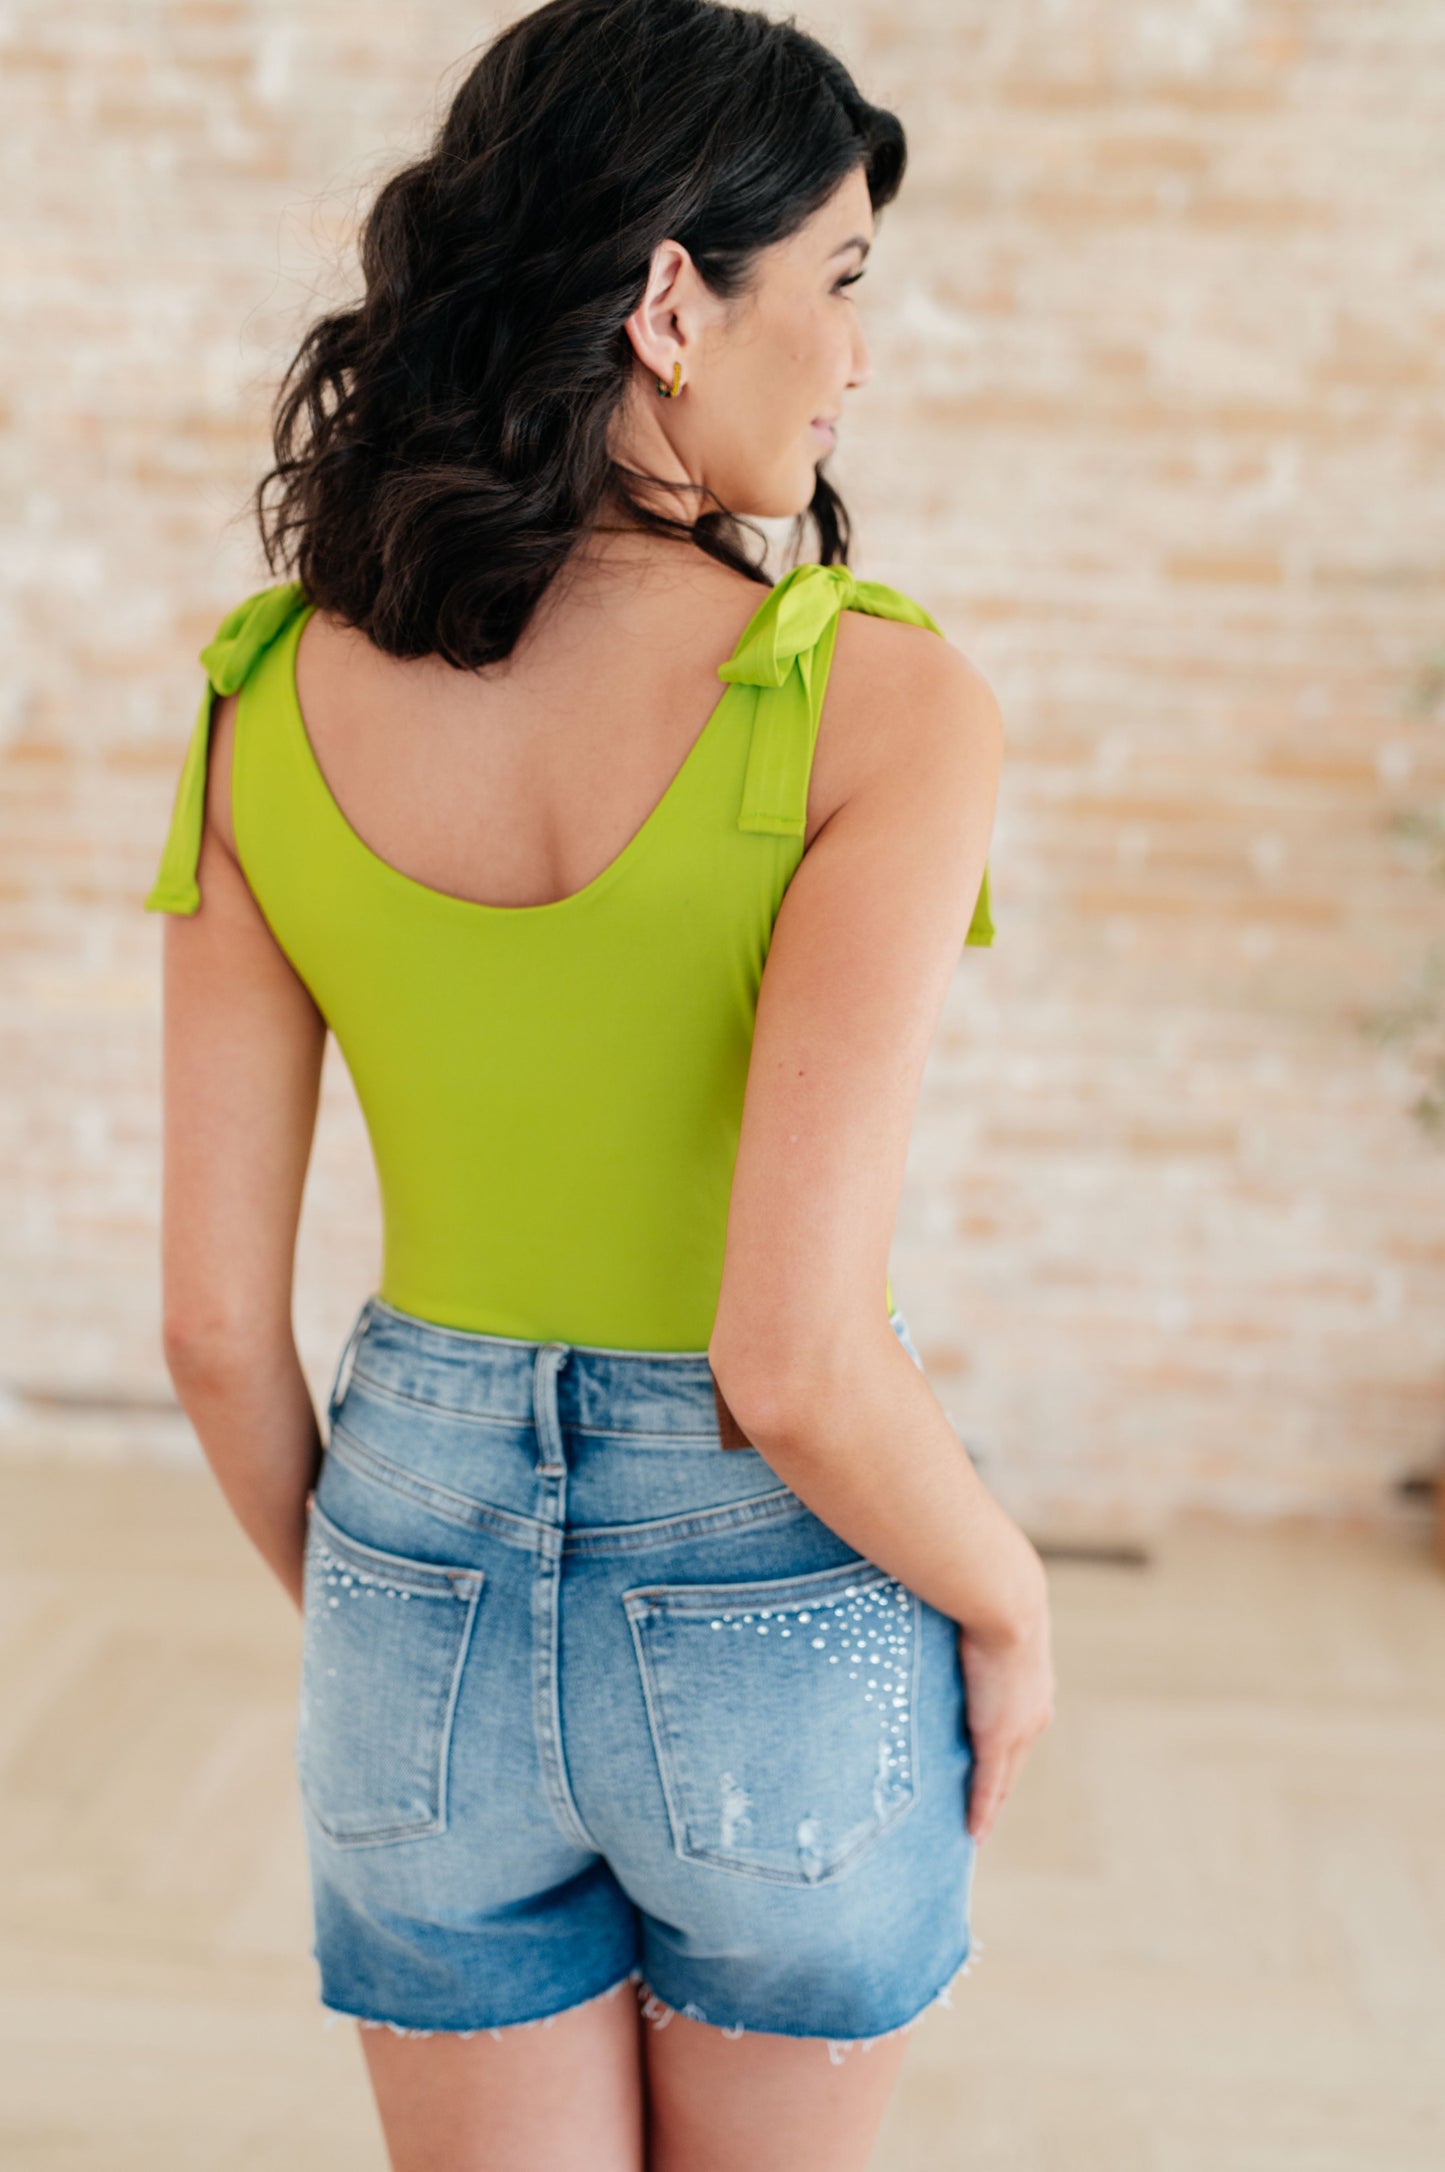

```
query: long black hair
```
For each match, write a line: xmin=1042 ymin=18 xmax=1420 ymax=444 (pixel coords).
xmin=251 ymin=0 xmax=906 ymax=668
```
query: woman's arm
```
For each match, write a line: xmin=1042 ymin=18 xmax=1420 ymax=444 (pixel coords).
xmin=156 ymin=690 xmax=328 ymax=1612
xmin=708 ymin=617 xmax=1043 ymax=1642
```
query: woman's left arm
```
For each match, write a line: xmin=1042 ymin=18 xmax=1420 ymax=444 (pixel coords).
xmin=156 ymin=688 xmax=327 ymax=1614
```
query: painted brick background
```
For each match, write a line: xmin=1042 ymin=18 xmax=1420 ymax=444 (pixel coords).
xmin=4 ymin=1 xmax=1445 ymax=1532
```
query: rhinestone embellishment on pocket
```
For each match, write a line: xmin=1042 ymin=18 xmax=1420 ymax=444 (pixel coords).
xmin=312 ymin=1533 xmax=417 ymax=1605
xmin=709 ymin=1579 xmax=915 ymax=1807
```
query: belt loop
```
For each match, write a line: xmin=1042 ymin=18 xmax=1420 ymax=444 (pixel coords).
xmin=324 ymin=1295 xmax=375 ymax=1434
xmin=533 ymin=1342 xmax=570 ymax=1474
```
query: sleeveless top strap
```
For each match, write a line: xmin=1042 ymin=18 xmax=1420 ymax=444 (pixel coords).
xmin=146 ymin=567 xmax=993 ymax=946
xmin=718 ymin=562 xmax=995 ymax=947
xmin=144 ymin=581 xmax=308 ymax=914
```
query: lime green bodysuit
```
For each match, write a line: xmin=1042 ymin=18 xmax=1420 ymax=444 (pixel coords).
xmin=145 ymin=562 xmax=994 ymax=1348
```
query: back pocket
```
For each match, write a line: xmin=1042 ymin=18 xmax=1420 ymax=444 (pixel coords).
xmin=296 ymin=1497 xmax=485 ymax=1849
xmin=622 ymin=1557 xmax=920 ymax=1886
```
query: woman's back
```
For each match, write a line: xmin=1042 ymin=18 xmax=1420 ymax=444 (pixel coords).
xmin=291 ymin=548 xmax=808 ymax=909
xmin=145 ymin=546 xmax=995 ymax=1351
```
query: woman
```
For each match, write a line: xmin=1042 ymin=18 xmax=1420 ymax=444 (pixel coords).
xmin=146 ymin=1 xmax=1055 ymax=2165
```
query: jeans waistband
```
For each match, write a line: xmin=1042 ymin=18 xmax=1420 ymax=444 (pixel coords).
xmin=324 ymin=1292 xmax=914 ymax=1443
xmin=328 ymin=1293 xmax=726 ymax=1440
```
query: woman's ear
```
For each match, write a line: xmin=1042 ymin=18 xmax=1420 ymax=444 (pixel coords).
xmin=622 ymin=237 xmax=692 ymax=383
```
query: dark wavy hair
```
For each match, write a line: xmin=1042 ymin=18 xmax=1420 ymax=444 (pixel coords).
xmin=250 ymin=0 xmax=906 ymax=668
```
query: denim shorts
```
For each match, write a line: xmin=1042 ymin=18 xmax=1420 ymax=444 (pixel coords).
xmin=295 ymin=1294 xmax=980 ymax=2059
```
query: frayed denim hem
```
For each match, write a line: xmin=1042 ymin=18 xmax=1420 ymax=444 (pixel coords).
xmin=319 ymin=1963 xmax=646 ymax=2043
xmin=636 ymin=1938 xmax=985 ymax=2066
xmin=320 ymin=1941 xmax=984 ymax=2064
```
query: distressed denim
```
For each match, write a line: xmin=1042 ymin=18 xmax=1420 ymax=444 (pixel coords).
xmin=296 ymin=1293 xmax=979 ymax=2057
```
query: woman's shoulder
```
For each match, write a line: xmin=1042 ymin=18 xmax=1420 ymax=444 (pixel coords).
xmin=808 ymin=581 xmax=1000 ymax=948
xmin=143 ymin=580 xmax=309 ymax=915
xmin=757 ymin=558 xmax=995 ymax=712
xmin=825 ymin=585 xmax=1001 ymax=766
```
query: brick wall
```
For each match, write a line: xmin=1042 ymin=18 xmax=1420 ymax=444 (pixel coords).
xmin=4 ymin=1 xmax=1444 ymax=1530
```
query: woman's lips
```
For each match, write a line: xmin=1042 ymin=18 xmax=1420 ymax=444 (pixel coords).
xmin=810 ymin=418 xmax=837 ymax=446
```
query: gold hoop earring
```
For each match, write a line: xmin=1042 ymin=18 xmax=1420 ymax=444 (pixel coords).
xmin=656 ymin=359 xmax=682 ymax=398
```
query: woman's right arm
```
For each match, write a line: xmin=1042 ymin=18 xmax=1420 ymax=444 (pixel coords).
xmin=707 ymin=613 xmax=1053 ymax=1839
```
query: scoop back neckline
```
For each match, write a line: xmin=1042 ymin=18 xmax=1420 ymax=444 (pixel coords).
xmin=275 ymin=579 xmax=784 ymax=921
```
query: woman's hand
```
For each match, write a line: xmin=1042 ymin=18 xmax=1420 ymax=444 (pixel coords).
xmin=958 ymin=1577 xmax=1056 ymax=1846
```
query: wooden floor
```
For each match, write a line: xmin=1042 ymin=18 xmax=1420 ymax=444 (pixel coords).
xmin=2 ymin=1456 xmax=1442 ymax=2170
